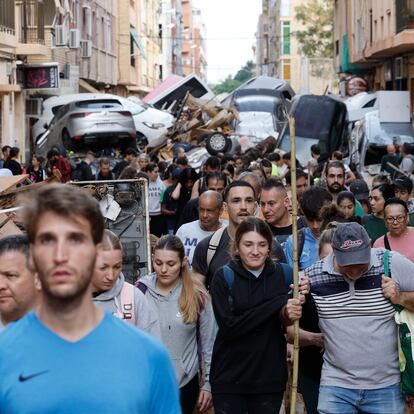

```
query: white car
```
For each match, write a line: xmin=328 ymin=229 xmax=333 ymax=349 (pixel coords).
xmin=32 ymin=93 xmax=175 ymax=152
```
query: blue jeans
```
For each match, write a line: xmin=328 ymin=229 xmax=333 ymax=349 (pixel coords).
xmin=318 ymin=383 xmax=404 ymax=414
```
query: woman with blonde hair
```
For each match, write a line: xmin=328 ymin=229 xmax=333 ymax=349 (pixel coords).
xmin=92 ymin=229 xmax=160 ymax=337
xmin=138 ymin=235 xmax=215 ymax=414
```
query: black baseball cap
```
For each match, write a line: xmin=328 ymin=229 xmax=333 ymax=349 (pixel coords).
xmin=332 ymin=222 xmax=371 ymax=266
xmin=349 ymin=179 xmax=369 ymax=201
xmin=393 ymin=177 xmax=413 ymax=193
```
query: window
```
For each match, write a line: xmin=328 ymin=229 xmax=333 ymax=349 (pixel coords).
xmin=282 ymin=60 xmax=291 ymax=81
xmin=130 ymin=34 xmax=135 ymax=66
xmin=101 ymin=17 xmax=105 ymax=49
xmin=75 ymin=100 xmax=122 ymax=109
xmin=281 ymin=21 xmax=290 ymax=55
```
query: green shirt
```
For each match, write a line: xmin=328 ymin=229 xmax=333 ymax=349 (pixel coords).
xmin=362 ymin=214 xmax=387 ymax=243
xmin=355 ymin=200 xmax=364 ymax=218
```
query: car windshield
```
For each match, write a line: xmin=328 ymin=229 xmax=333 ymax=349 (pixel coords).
xmin=235 ymin=95 xmax=282 ymax=114
xmin=75 ymin=100 xmax=123 ymax=109
xmin=370 ymin=122 xmax=414 ymax=145
xmin=279 ymin=135 xmax=319 ymax=166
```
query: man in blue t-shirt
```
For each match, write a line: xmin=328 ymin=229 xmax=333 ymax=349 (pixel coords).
xmin=0 ymin=184 xmax=180 ymax=414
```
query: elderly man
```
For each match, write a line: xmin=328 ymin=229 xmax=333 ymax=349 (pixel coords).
xmin=0 ymin=235 xmax=39 ymax=330
xmin=381 ymin=144 xmax=401 ymax=177
xmin=306 ymin=222 xmax=414 ymax=414
xmin=176 ymin=191 xmax=224 ymax=264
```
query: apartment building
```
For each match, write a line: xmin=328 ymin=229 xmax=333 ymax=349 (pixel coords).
xmin=335 ymin=0 xmax=414 ymax=100
xmin=256 ymin=0 xmax=336 ymax=94
xmin=191 ymin=7 xmax=207 ymax=80
xmin=0 ymin=0 xmax=31 ymax=153
xmin=256 ymin=0 xmax=279 ymax=78
xmin=118 ymin=0 xmax=162 ymax=96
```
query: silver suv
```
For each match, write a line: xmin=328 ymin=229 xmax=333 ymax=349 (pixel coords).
xmin=36 ymin=99 xmax=136 ymax=156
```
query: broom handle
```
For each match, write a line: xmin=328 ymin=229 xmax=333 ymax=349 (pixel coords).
xmin=289 ymin=116 xmax=300 ymax=414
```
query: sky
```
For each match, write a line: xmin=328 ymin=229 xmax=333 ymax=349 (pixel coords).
xmin=194 ymin=0 xmax=262 ymax=85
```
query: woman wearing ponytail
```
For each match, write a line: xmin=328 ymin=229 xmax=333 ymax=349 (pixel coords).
xmin=138 ymin=235 xmax=215 ymax=414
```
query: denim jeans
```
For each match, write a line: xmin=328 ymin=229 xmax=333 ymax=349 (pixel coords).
xmin=318 ymin=383 xmax=404 ymax=414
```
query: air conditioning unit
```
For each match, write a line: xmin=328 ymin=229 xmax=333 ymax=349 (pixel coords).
xmin=69 ymin=29 xmax=80 ymax=49
xmin=54 ymin=25 xmax=67 ymax=47
xmin=80 ymin=40 xmax=92 ymax=58
xmin=394 ymin=57 xmax=407 ymax=80
xmin=25 ymin=98 xmax=43 ymax=117
xmin=63 ymin=64 xmax=80 ymax=80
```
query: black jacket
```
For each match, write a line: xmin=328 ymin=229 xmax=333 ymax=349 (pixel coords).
xmin=210 ymin=258 xmax=288 ymax=394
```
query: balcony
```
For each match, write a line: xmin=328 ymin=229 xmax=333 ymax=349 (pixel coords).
xmin=0 ymin=0 xmax=17 ymax=50
xmin=15 ymin=0 xmax=48 ymax=55
xmin=396 ymin=0 xmax=414 ymax=33
xmin=0 ymin=0 xmax=15 ymax=34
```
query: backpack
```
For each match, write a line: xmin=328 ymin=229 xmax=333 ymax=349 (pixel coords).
xmin=206 ymin=226 xmax=227 ymax=269
xmin=297 ymin=227 xmax=306 ymax=267
xmin=383 ymin=250 xmax=414 ymax=396
xmin=136 ymin=279 xmax=206 ymax=316
xmin=116 ymin=282 xmax=136 ymax=325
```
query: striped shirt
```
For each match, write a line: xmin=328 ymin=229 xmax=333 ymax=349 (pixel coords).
xmin=305 ymin=248 xmax=414 ymax=389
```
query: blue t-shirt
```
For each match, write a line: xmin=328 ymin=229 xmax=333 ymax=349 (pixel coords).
xmin=284 ymin=227 xmax=319 ymax=271
xmin=0 ymin=312 xmax=180 ymax=414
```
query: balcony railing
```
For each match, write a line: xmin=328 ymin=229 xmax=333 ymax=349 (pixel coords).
xmin=16 ymin=0 xmax=45 ymax=44
xmin=0 ymin=0 xmax=15 ymax=34
xmin=396 ymin=0 xmax=414 ymax=33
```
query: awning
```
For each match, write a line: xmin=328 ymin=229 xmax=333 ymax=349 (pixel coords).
xmin=0 ymin=84 xmax=21 ymax=95
xmin=79 ymin=79 xmax=100 ymax=93
xmin=130 ymin=27 xmax=147 ymax=60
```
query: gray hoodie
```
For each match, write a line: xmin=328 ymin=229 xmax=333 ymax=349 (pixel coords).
xmin=93 ymin=273 xmax=161 ymax=338
xmin=139 ymin=273 xmax=215 ymax=391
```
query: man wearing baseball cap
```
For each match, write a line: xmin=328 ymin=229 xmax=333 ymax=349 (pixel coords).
xmin=305 ymin=222 xmax=414 ymax=413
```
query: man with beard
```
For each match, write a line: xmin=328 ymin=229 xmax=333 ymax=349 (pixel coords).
xmin=260 ymin=178 xmax=306 ymax=247
xmin=325 ymin=161 xmax=346 ymax=200
xmin=192 ymin=181 xmax=286 ymax=288
xmin=0 ymin=184 xmax=180 ymax=413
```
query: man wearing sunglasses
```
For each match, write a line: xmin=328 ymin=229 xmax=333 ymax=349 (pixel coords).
xmin=373 ymin=197 xmax=414 ymax=262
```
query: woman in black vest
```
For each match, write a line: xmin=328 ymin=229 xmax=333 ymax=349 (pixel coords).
xmin=210 ymin=217 xmax=305 ymax=414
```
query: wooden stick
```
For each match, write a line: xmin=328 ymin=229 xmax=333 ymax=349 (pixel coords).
xmin=289 ymin=116 xmax=300 ymax=414
xmin=386 ymin=161 xmax=410 ymax=177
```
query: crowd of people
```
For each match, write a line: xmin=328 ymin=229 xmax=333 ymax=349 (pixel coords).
xmin=0 ymin=138 xmax=414 ymax=414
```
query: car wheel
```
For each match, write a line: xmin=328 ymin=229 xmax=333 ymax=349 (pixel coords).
xmin=62 ymin=129 xmax=74 ymax=151
xmin=205 ymin=133 xmax=231 ymax=155
xmin=136 ymin=132 xmax=149 ymax=153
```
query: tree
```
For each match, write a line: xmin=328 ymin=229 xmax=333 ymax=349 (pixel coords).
xmin=213 ymin=61 xmax=255 ymax=94
xmin=234 ymin=61 xmax=255 ymax=83
xmin=294 ymin=0 xmax=334 ymax=59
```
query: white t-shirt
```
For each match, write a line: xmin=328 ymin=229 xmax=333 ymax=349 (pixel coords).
xmin=148 ymin=176 xmax=166 ymax=216
xmin=176 ymin=220 xmax=221 ymax=264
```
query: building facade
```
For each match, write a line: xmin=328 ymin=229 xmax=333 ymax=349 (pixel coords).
xmin=0 ymin=0 xmax=21 ymax=149
xmin=334 ymin=0 xmax=414 ymax=101
xmin=256 ymin=0 xmax=336 ymax=94
xmin=1 ymin=0 xmax=208 ymax=161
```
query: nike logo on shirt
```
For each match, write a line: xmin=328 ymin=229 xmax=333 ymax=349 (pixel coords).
xmin=18 ymin=370 xmax=49 ymax=382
